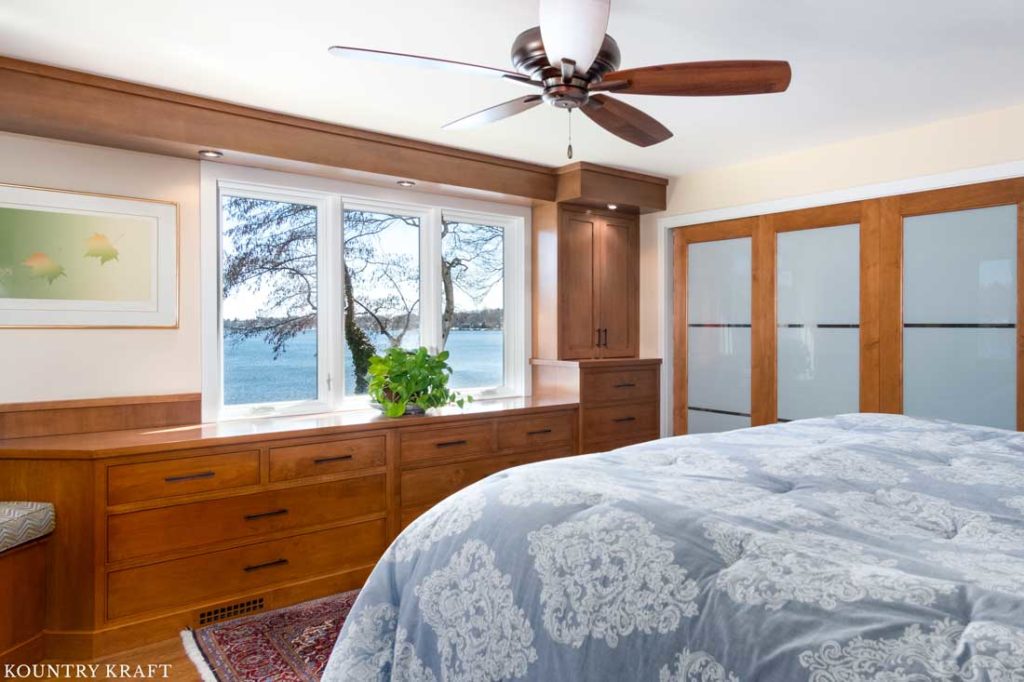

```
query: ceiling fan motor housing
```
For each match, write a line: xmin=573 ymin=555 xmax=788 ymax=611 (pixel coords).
xmin=511 ymin=27 xmax=620 ymax=108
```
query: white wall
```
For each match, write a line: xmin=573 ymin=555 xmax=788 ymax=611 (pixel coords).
xmin=9 ymin=100 xmax=1024 ymax=408
xmin=0 ymin=133 xmax=201 ymax=402
xmin=640 ymin=101 xmax=1024 ymax=434
xmin=666 ymin=101 xmax=1024 ymax=215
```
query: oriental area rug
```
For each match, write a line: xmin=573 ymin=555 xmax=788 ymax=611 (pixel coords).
xmin=182 ymin=590 xmax=360 ymax=682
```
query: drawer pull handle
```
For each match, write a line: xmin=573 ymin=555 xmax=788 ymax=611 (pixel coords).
xmin=614 ymin=383 xmax=637 ymax=388
xmin=164 ymin=470 xmax=215 ymax=484
xmin=244 ymin=508 xmax=289 ymax=521
xmin=436 ymin=439 xmax=468 ymax=448
xmin=314 ymin=454 xmax=353 ymax=465
xmin=613 ymin=416 xmax=637 ymax=423
xmin=527 ymin=428 xmax=553 ymax=436
xmin=243 ymin=558 xmax=289 ymax=573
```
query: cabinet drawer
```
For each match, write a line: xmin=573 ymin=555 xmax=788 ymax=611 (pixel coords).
xmin=269 ymin=436 xmax=386 ymax=482
xmin=107 ymin=475 xmax=386 ymax=562
xmin=401 ymin=451 xmax=550 ymax=509
xmin=581 ymin=367 xmax=659 ymax=404
xmin=401 ymin=504 xmax=432 ymax=529
xmin=497 ymin=412 xmax=573 ymax=452
xmin=107 ymin=450 xmax=260 ymax=506
xmin=581 ymin=432 xmax=660 ymax=455
xmin=399 ymin=423 xmax=494 ymax=466
xmin=581 ymin=402 xmax=659 ymax=444
xmin=107 ymin=520 xmax=386 ymax=620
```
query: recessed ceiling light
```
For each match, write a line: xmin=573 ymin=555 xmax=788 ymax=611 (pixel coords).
xmin=397 ymin=180 xmax=416 ymax=188
xmin=198 ymin=150 xmax=223 ymax=159
xmin=607 ymin=203 xmax=618 ymax=210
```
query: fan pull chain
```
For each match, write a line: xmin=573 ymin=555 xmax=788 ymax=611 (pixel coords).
xmin=567 ymin=109 xmax=574 ymax=160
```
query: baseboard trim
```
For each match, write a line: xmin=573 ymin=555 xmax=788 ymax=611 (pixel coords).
xmin=41 ymin=565 xmax=372 ymax=661
xmin=0 ymin=632 xmax=45 ymax=666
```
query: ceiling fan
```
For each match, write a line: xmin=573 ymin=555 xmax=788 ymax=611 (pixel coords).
xmin=329 ymin=0 xmax=791 ymax=155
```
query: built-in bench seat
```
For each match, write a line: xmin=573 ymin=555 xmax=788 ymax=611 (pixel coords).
xmin=0 ymin=501 xmax=54 ymax=665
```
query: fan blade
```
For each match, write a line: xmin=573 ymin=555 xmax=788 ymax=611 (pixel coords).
xmin=593 ymin=60 xmax=792 ymax=96
xmin=329 ymin=45 xmax=530 ymax=82
xmin=443 ymin=96 xmax=544 ymax=131
xmin=581 ymin=95 xmax=673 ymax=147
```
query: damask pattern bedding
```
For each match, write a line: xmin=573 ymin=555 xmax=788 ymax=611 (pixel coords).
xmin=323 ymin=414 xmax=1024 ymax=681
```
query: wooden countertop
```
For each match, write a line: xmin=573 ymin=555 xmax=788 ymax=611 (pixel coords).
xmin=0 ymin=395 xmax=580 ymax=460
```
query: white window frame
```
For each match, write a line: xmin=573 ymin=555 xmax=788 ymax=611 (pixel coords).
xmin=201 ymin=162 xmax=530 ymax=421
xmin=439 ymin=209 xmax=526 ymax=400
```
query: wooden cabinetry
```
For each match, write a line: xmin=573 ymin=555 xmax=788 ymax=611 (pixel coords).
xmin=398 ymin=410 xmax=577 ymax=528
xmin=0 ymin=399 xmax=578 ymax=659
xmin=533 ymin=358 xmax=661 ymax=453
xmin=536 ymin=204 xmax=640 ymax=361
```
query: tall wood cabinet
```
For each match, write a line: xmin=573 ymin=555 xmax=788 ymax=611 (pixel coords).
xmin=533 ymin=201 xmax=659 ymax=452
xmin=537 ymin=204 xmax=640 ymax=360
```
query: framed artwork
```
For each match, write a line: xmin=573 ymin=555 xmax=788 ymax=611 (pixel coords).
xmin=0 ymin=184 xmax=178 ymax=328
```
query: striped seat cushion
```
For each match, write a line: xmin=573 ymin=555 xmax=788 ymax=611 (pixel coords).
xmin=0 ymin=502 xmax=55 ymax=553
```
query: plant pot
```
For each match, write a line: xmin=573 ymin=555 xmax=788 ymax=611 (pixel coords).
xmin=370 ymin=401 xmax=426 ymax=416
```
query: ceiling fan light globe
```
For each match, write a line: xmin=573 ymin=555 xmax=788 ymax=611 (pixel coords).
xmin=539 ymin=0 xmax=610 ymax=75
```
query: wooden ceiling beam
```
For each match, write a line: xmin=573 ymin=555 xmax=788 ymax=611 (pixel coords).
xmin=0 ymin=57 xmax=668 ymax=210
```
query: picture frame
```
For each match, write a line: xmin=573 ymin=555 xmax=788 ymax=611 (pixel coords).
xmin=0 ymin=183 xmax=178 ymax=328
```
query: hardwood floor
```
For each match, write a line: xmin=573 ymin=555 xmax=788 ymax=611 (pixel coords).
xmin=40 ymin=638 xmax=199 ymax=682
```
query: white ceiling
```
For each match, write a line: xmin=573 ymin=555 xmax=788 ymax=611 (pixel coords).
xmin=2 ymin=0 xmax=1023 ymax=178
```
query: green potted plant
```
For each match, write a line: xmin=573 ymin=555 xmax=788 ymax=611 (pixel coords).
xmin=368 ymin=347 xmax=472 ymax=417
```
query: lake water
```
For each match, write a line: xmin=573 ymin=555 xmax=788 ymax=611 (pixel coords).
xmin=224 ymin=329 xmax=502 ymax=405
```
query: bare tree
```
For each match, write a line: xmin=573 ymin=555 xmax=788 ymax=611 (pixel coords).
xmin=222 ymin=200 xmax=503 ymax=393
xmin=222 ymin=197 xmax=317 ymax=355
xmin=440 ymin=219 xmax=503 ymax=346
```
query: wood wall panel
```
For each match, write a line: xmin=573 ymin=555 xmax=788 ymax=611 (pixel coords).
xmin=0 ymin=394 xmax=201 ymax=440
xmin=751 ymin=216 xmax=777 ymax=425
xmin=1018 ymin=201 xmax=1023 ymax=431
xmin=532 ymin=202 xmax=561 ymax=361
xmin=877 ymin=197 xmax=904 ymax=414
xmin=672 ymin=229 xmax=687 ymax=435
xmin=859 ymin=201 xmax=883 ymax=412
xmin=0 ymin=539 xmax=47 ymax=665
xmin=899 ymin=178 xmax=1024 ymax=217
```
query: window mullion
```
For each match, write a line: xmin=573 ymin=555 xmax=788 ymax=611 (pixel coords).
xmin=326 ymin=194 xmax=345 ymax=406
xmin=421 ymin=207 xmax=444 ymax=353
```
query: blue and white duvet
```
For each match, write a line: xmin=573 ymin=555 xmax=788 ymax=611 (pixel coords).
xmin=324 ymin=414 xmax=1024 ymax=681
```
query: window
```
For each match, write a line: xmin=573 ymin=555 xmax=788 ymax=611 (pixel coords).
xmin=343 ymin=209 xmax=422 ymax=395
xmin=440 ymin=216 xmax=505 ymax=389
xmin=201 ymin=168 xmax=528 ymax=420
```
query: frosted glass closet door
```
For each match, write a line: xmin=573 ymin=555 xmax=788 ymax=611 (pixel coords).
xmin=776 ymin=225 xmax=860 ymax=421
xmin=687 ymin=238 xmax=752 ymax=433
xmin=903 ymin=205 xmax=1017 ymax=429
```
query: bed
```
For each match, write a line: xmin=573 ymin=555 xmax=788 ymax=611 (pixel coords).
xmin=323 ymin=413 xmax=1024 ymax=681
